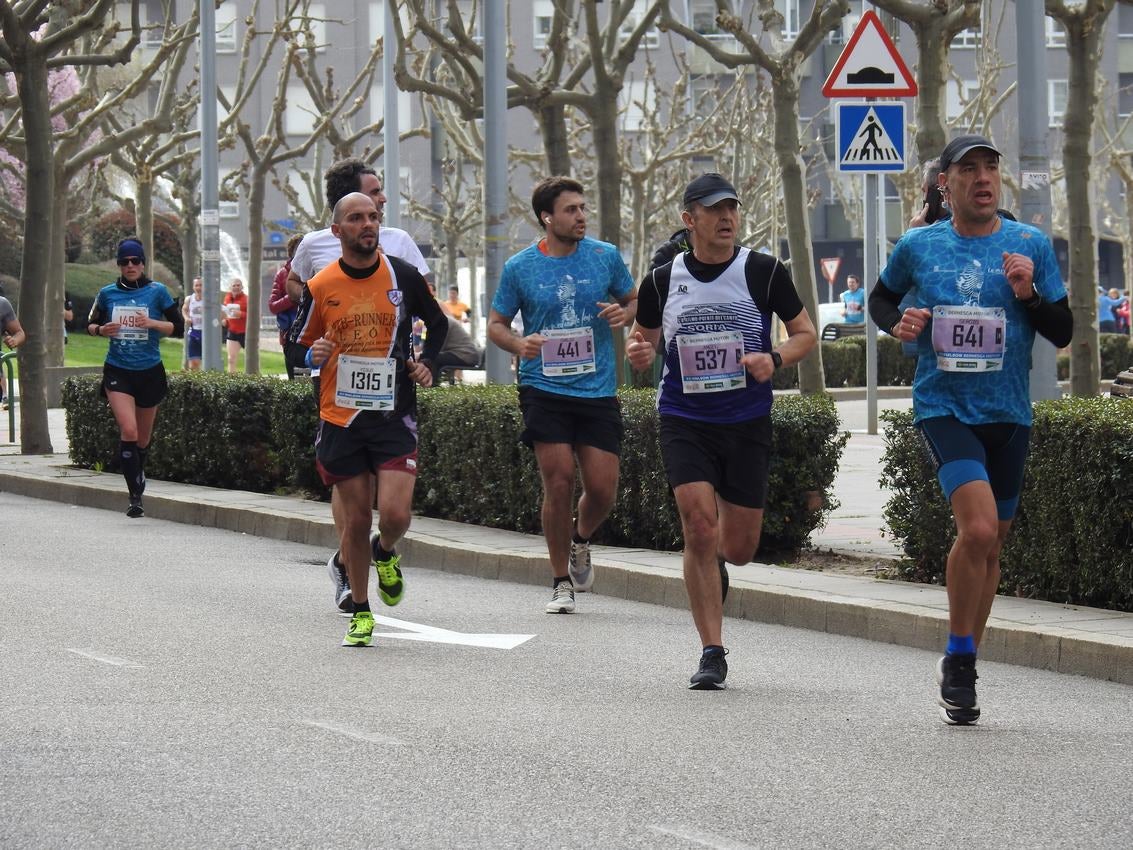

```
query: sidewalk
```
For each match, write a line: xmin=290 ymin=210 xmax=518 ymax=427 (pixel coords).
xmin=2 ymin=398 xmax=1131 ymax=687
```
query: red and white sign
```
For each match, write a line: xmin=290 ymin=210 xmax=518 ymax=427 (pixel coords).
xmin=822 ymin=10 xmax=918 ymax=98
xmin=820 ymin=257 xmax=843 ymax=284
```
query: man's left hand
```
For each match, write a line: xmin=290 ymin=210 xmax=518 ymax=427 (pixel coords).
xmin=742 ymin=352 xmax=776 ymax=383
xmin=597 ymin=301 xmax=628 ymax=329
xmin=1003 ymin=251 xmax=1036 ymax=300
xmin=407 ymin=360 xmax=433 ymax=387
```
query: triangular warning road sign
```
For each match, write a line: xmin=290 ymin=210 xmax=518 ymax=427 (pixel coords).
xmin=820 ymin=257 xmax=842 ymax=283
xmin=822 ymin=10 xmax=917 ymax=98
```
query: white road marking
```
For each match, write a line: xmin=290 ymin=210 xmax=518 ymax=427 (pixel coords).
xmin=65 ymin=649 xmax=142 ymax=668
xmin=646 ymin=824 xmax=759 ymax=850
xmin=370 ymin=614 xmax=535 ymax=649
xmin=300 ymin=720 xmax=403 ymax=746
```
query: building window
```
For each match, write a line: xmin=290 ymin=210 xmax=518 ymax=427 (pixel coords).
xmin=691 ymin=0 xmax=719 ymax=34
xmin=534 ymin=0 xmax=553 ymax=48
xmin=946 ymin=79 xmax=979 ymax=121
xmin=1120 ymin=73 xmax=1133 ymax=117
xmin=619 ymin=0 xmax=659 ymax=50
xmin=1045 ymin=18 xmax=1066 ymax=47
xmin=1049 ymin=79 xmax=1068 ymax=125
xmin=215 ymin=1 xmax=237 ymax=53
xmin=370 ymin=83 xmax=413 ymax=130
xmin=285 ymin=86 xmax=318 ymax=136
xmin=774 ymin=0 xmax=801 ymax=39
xmin=619 ymin=79 xmax=655 ymax=132
xmin=951 ymin=17 xmax=981 ymax=49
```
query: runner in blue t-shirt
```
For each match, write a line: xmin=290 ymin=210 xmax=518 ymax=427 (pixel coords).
xmin=487 ymin=177 xmax=637 ymax=615
xmin=869 ymin=136 xmax=1073 ymax=726
xmin=86 ymin=238 xmax=184 ymax=518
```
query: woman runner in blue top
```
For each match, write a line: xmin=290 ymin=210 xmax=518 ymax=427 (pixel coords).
xmin=86 ymin=238 xmax=184 ymax=517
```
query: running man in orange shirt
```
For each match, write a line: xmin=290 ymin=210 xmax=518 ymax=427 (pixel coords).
xmin=295 ymin=192 xmax=448 ymax=647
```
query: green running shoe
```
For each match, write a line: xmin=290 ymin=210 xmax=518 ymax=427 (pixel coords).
xmin=374 ymin=551 xmax=405 ymax=607
xmin=343 ymin=611 xmax=375 ymax=647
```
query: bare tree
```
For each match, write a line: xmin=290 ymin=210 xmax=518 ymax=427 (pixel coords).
xmin=0 ymin=0 xmax=141 ymax=453
xmin=659 ymin=0 xmax=851 ymax=394
xmin=1046 ymin=0 xmax=1118 ymax=397
xmin=218 ymin=0 xmax=404 ymax=374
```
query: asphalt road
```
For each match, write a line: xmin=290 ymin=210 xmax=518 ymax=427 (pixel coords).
xmin=2 ymin=493 xmax=1131 ymax=850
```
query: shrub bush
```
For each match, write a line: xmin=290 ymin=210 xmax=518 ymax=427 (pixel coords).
xmin=880 ymin=399 xmax=1133 ymax=611
xmin=63 ymin=374 xmax=849 ymax=559
xmin=769 ymin=334 xmax=914 ymax=389
xmin=1057 ymin=335 xmax=1131 ymax=381
xmin=87 ymin=209 xmax=183 ymax=285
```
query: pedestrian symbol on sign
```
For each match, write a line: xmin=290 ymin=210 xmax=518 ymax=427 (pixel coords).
xmin=835 ymin=102 xmax=906 ymax=173
xmin=845 ymin=108 xmax=899 ymax=164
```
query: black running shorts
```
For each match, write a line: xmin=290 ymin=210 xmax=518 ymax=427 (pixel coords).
xmin=101 ymin=362 xmax=168 ymax=409
xmin=517 ymin=385 xmax=623 ymax=455
xmin=315 ymin=412 xmax=419 ymax=485
xmin=659 ymin=413 xmax=772 ymax=509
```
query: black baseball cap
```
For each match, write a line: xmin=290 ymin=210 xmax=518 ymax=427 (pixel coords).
xmin=939 ymin=134 xmax=1001 ymax=171
xmin=683 ymin=173 xmax=741 ymax=208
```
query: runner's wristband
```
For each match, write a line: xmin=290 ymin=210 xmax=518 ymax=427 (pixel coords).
xmin=770 ymin=351 xmax=783 ymax=370
xmin=304 ymin=348 xmax=315 ymax=368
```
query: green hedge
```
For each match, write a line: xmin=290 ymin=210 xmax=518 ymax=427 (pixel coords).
xmin=1056 ymin=333 xmax=1133 ymax=381
xmin=63 ymin=374 xmax=849 ymax=558
xmin=880 ymin=400 xmax=1133 ymax=611
xmin=772 ymin=335 xmax=916 ymax=390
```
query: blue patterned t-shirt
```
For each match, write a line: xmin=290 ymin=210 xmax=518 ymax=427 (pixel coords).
xmin=93 ymin=281 xmax=176 ymax=370
xmin=492 ymin=237 xmax=635 ymax=397
xmin=881 ymin=219 xmax=1066 ymax=426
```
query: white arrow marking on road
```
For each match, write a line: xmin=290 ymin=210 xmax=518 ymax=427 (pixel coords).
xmin=370 ymin=614 xmax=535 ymax=649
xmin=301 ymin=720 xmax=403 ymax=746
xmin=66 ymin=648 xmax=142 ymax=668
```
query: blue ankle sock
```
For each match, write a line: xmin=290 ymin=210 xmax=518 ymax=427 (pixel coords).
xmin=946 ymin=633 xmax=976 ymax=656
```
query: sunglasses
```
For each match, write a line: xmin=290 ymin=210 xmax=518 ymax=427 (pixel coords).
xmin=118 ymin=257 xmax=144 ymax=266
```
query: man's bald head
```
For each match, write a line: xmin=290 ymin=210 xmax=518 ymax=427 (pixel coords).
xmin=332 ymin=192 xmax=377 ymax=223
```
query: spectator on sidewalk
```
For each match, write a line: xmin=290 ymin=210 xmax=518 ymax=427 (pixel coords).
xmin=1099 ymin=287 xmax=1126 ymax=334
xmin=431 ymin=314 xmax=483 ymax=384
xmin=840 ymin=274 xmax=865 ymax=323
xmin=269 ymin=235 xmax=303 ymax=379
xmin=221 ymin=278 xmax=248 ymax=373
xmin=1 ymin=292 xmax=26 ymax=410
xmin=444 ymin=285 xmax=470 ymax=323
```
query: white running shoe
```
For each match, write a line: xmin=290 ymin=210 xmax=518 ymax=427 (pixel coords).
xmin=545 ymin=582 xmax=576 ymax=614
xmin=328 ymin=551 xmax=352 ymax=614
xmin=568 ymin=540 xmax=594 ymax=591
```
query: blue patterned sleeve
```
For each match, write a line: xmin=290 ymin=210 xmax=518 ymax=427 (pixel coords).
xmin=1032 ymin=237 xmax=1067 ymax=302
xmin=880 ymin=236 xmax=913 ymax=295
xmin=491 ymin=260 xmax=519 ymax=318
xmin=607 ymin=251 xmax=634 ymax=299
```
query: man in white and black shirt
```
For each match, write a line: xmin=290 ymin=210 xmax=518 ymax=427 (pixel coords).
xmin=627 ymin=173 xmax=817 ymax=691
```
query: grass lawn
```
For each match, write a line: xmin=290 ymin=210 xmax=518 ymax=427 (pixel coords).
xmin=5 ymin=334 xmax=288 ymax=377
xmin=66 ymin=334 xmax=288 ymax=375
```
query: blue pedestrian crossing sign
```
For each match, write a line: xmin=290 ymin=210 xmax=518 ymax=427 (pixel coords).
xmin=836 ymin=102 xmax=906 ymax=173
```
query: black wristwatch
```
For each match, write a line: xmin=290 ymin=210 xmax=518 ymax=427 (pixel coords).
xmin=770 ymin=351 xmax=783 ymax=370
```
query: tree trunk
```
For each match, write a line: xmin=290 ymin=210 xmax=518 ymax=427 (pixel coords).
xmin=244 ymin=165 xmax=268 ymax=375
xmin=135 ymin=165 xmax=155 ymax=274
xmin=589 ymin=100 xmax=626 ymax=385
xmin=46 ymin=159 xmax=68 ymax=368
xmin=910 ymin=18 xmax=950 ymax=164
xmin=14 ymin=50 xmax=55 ymax=454
xmin=1064 ymin=20 xmax=1102 ymax=397
xmin=772 ymin=75 xmax=825 ymax=394
xmin=540 ymin=104 xmax=572 ymax=175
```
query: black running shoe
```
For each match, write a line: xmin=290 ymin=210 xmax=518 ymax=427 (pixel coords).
xmin=126 ymin=496 xmax=144 ymax=518
xmin=689 ymin=648 xmax=728 ymax=690
xmin=718 ymin=559 xmax=729 ymax=603
xmin=936 ymin=653 xmax=980 ymax=725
